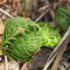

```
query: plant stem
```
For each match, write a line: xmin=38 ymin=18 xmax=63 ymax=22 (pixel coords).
xmin=24 ymin=0 xmax=28 ymax=17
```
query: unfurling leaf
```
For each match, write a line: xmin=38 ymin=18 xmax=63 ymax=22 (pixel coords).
xmin=2 ymin=17 xmax=42 ymax=62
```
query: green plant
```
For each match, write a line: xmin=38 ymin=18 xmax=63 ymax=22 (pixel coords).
xmin=1 ymin=17 xmax=61 ymax=62
xmin=2 ymin=17 xmax=42 ymax=62
xmin=56 ymin=6 xmax=70 ymax=32
xmin=38 ymin=22 xmax=61 ymax=47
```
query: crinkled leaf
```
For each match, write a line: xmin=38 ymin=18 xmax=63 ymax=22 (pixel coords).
xmin=38 ymin=22 xmax=61 ymax=47
xmin=2 ymin=17 xmax=42 ymax=62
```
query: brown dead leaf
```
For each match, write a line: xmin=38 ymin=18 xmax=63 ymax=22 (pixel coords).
xmin=23 ymin=16 xmax=30 ymax=21
xmin=0 ymin=18 xmax=4 ymax=35
xmin=17 ymin=27 xmax=26 ymax=33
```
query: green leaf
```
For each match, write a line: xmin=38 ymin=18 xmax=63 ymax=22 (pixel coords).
xmin=38 ymin=22 xmax=61 ymax=47
xmin=56 ymin=6 xmax=70 ymax=32
xmin=2 ymin=17 xmax=42 ymax=62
